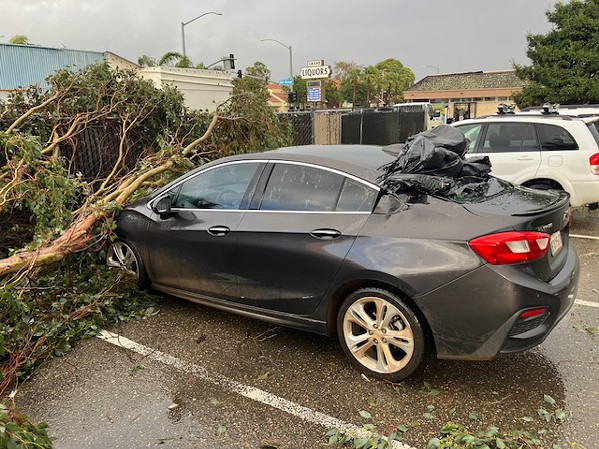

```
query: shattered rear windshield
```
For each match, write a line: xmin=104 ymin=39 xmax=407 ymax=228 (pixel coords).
xmin=377 ymin=125 xmax=514 ymax=204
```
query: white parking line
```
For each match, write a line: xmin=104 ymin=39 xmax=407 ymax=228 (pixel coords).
xmin=570 ymin=234 xmax=599 ymax=241
xmin=97 ymin=330 xmax=415 ymax=449
xmin=575 ymin=299 xmax=599 ymax=308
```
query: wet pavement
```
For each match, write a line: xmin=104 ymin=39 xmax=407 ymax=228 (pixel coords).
xmin=17 ymin=207 xmax=599 ymax=449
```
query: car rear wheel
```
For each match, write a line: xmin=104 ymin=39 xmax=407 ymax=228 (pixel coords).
xmin=106 ymin=240 xmax=148 ymax=287
xmin=337 ymin=288 xmax=425 ymax=382
xmin=524 ymin=180 xmax=561 ymax=191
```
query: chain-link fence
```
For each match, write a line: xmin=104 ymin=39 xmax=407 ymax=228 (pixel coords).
xmin=278 ymin=108 xmax=426 ymax=147
xmin=59 ymin=120 xmax=148 ymax=184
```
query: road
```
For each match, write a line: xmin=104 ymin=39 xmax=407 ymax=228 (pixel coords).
xmin=18 ymin=208 xmax=599 ymax=449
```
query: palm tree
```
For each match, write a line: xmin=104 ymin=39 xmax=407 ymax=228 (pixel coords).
xmin=158 ymin=52 xmax=193 ymax=68
xmin=363 ymin=66 xmax=381 ymax=107
xmin=9 ymin=35 xmax=31 ymax=45
xmin=347 ymin=68 xmax=363 ymax=107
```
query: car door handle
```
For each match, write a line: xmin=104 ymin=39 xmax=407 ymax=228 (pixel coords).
xmin=207 ymin=226 xmax=230 ymax=237
xmin=310 ymin=228 xmax=342 ymax=240
xmin=516 ymin=155 xmax=534 ymax=160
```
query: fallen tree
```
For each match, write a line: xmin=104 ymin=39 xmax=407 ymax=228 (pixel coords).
xmin=0 ymin=62 xmax=290 ymax=428
xmin=0 ymin=62 xmax=290 ymax=280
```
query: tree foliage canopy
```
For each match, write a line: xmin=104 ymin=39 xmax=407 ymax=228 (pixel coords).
xmin=8 ymin=35 xmax=31 ymax=45
xmin=514 ymin=0 xmax=599 ymax=107
xmin=0 ymin=62 xmax=289 ymax=278
xmin=334 ymin=59 xmax=414 ymax=107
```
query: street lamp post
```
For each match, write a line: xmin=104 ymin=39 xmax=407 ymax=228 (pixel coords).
xmin=181 ymin=11 xmax=222 ymax=58
xmin=260 ymin=38 xmax=293 ymax=79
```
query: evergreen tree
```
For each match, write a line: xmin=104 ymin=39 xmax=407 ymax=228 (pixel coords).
xmin=514 ymin=0 xmax=599 ymax=107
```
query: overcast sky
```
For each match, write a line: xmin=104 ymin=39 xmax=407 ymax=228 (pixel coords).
xmin=1 ymin=0 xmax=559 ymax=82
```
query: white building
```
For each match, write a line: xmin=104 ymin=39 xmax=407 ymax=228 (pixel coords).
xmin=139 ymin=67 xmax=233 ymax=112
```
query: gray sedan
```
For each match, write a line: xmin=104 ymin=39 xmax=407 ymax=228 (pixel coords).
xmin=107 ymin=143 xmax=578 ymax=381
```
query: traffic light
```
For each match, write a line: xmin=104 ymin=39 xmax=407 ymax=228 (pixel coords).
xmin=223 ymin=54 xmax=235 ymax=71
xmin=288 ymin=91 xmax=298 ymax=104
xmin=237 ymin=70 xmax=242 ymax=78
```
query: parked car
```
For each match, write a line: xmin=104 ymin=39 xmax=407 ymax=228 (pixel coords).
xmin=521 ymin=103 xmax=599 ymax=117
xmin=452 ymin=113 xmax=599 ymax=209
xmin=106 ymin=140 xmax=578 ymax=381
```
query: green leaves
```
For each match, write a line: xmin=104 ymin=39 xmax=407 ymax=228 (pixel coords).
xmin=0 ymin=400 xmax=52 ymax=449
xmin=358 ymin=410 xmax=372 ymax=420
xmin=514 ymin=0 xmax=599 ymax=107
xmin=573 ymin=323 xmax=598 ymax=335
xmin=419 ymin=381 xmax=442 ymax=396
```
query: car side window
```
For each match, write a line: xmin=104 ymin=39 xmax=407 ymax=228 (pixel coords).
xmin=536 ymin=124 xmax=578 ymax=151
xmin=454 ymin=124 xmax=482 ymax=153
xmin=260 ymin=164 xmax=344 ymax=211
xmin=172 ymin=162 xmax=260 ymax=210
xmin=336 ymin=178 xmax=378 ymax=212
xmin=481 ymin=123 xmax=539 ymax=153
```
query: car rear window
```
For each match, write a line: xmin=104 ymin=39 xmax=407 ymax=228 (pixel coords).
xmin=260 ymin=164 xmax=344 ymax=211
xmin=586 ymin=121 xmax=599 ymax=146
xmin=536 ymin=124 xmax=578 ymax=151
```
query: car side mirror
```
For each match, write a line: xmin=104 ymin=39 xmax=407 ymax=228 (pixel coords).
xmin=432 ymin=110 xmax=441 ymax=118
xmin=153 ymin=196 xmax=173 ymax=218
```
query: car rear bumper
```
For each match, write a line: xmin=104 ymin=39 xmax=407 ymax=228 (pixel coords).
xmin=568 ymin=179 xmax=599 ymax=207
xmin=417 ymin=244 xmax=579 ymax=360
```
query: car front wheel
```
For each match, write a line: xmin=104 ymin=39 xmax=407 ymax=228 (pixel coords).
xmin=106 ymin=240 xmax=148 ymax=287
xmin=337 ymin=288 xmax=425 ymax=382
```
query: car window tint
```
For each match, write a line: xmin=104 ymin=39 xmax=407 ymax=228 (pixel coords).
xmin=482 ymin=123 xmax=538 ymax=153
xmin=454 ymin=124 xmax=482 ymax=153
xmin=536 ymin=124 xmax=578 ymax=151
xmin=336 ymin=178 xmax=377 ymax=212
xmin=173 ymin=162 xmax=259 ymax=210
xmin=587 ymin=121 xmax=599 ymax=146
xmin=260 ymin=164 xmax=344 ymax=211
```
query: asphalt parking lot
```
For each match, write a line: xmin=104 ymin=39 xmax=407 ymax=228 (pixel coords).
xmin=18 ymin=208 xmax=599 ymax=449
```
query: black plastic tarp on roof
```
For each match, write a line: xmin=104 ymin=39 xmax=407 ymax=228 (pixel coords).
xmin=378 ymin=125 xmax=505 ymax=202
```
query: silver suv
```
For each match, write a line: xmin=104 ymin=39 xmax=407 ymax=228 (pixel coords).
xmin=452 ymin=113 xmax=599 ymax=209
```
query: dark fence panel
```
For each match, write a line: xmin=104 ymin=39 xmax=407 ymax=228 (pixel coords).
xmin=361 ymin=109 xmax=399 ymax=145
xmin=398 ymin=107 xmax=426 ymax=143
xmin=341 ymin=108 xmax=426 ymax=145
xmin=340 ymin=113 xmax=362 ymax=145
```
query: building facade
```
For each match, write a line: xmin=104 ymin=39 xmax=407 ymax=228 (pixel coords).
xmin=404 ymin=70 xmax=526 ymax=122
xmin=266 ymin=83 xmax=289 ymax=112
xmin=140 ymin=67 xmax=233 ymax=112
xmin=0 ymin=43 xmax=105 ymax=101
xmin=0 ymin=43 xmax=233 ymax=111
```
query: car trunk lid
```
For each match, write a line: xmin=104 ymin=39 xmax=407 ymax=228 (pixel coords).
xmin=464 ymin=187 xmax=571 ymax=282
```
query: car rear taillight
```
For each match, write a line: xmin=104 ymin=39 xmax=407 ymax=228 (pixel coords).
xmin=469 ymin=231 xmax=550 ymax=265
xmin=519 ymin=307 xmax=549 ymax=319
xmin=591 ymin=153 xmax=599 ymax=175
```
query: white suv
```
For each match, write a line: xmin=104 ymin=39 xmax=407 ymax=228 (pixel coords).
xmin=452 ymin=114 xmax=599 ymax=209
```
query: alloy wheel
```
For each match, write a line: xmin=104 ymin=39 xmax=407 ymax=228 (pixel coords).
xmin=342 ymin=295 xmax=415 ymax=374
xmin=106 ymin=241 xmax=140 ymax=281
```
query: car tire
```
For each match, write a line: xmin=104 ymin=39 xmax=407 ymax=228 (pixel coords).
xmin=525 ymin=181 xmax=559 ymax=191
xmin=106 ymin=240 xmax=149 ymax=287
xmin=337 ymin=288 xmax=425 ymax=382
